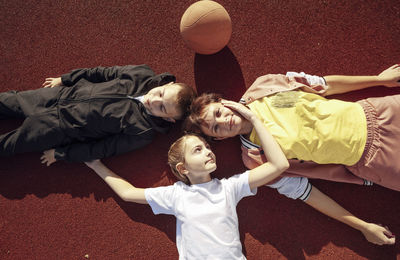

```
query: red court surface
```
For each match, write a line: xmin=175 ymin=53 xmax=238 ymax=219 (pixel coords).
xmin=1 ymin=0 xmax=399 ymax=259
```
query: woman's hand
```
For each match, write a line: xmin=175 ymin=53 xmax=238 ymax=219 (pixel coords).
xmin=360 ymin=223 xmax=395 ymax=245
xmin=42 ymin=77 xmax=62 ymax=88
xmin=378 ymin=64 xmax=400 ymax=87
xmin=221 ymin=100 xmax=257 ymax=122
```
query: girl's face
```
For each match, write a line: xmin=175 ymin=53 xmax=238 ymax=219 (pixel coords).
xmin=182 ymin=136 xmax=217 ymax=179
xmin=199 ymin=101 xmax=245 ymax=139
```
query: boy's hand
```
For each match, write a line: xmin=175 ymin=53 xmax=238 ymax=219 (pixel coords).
xmin=42 ymin=77 xmax=62 ymax=88
xmin=378 ymin=64 xmax=400 ymax=87
xmin=221 ymin=100 xmax=257 ymax=122
xmin=41 ymin=149 xmax=57 ymax=166
xmin=361 ymin=223 xmax=395 ymax=245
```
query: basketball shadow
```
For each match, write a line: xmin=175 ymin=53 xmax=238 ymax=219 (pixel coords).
xmin=193 ymin=46 xmax=246 ymax=101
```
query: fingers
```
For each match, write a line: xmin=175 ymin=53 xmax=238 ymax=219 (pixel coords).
xmin=41 ymin=157 xmax=54 ymax=166
xmin=40 ymin=151 xmax=55 ymax=166
xmin=379 ymin=65 xmax=400 ymax=86
xmin=394 ymin=64 xmax=400 ymax=83
xmin=221 ymin=100 xmax=243 ymax=110
xmin=42 ymin=81 xmax=50 ymax=88
xmin=379 ymin=233 xmax=396 ymax=245
xmin=389 ymin=64 xmax=400 ymax=70
xmin=42 ymin=79 xmax=52 ymax=88
xmin=383 ymin=226 xmax=396 ymax=239
xmin=221 ymin=100 xmax=239 ymax=107
xmin=388 ymin=64 xmax=400 ymax=74
xmin=221 ymin=100 xmax=255 ymax=120
xmin=46 ymin=160 xmax=54 ymax=166
xmin=42 ymin=78 xmax=56 ymax=88
xmin=40 ymin=155 xmax=49 ymax=165
xmin=374 ymin=225 xmax=396 ymax=245
xmin=221 ymin=101 xmax=241 ymax=113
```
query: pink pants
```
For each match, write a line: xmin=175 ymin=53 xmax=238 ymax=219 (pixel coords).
xmin=347 ymin=95 xmax=400 ymax=191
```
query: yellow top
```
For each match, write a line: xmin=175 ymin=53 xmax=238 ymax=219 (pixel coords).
xmin=248 ymin=91 xmax=367 ymax=166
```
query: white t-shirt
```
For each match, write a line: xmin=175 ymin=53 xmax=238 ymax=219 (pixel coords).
xmin=145 ymin=171 xmax=257 ymax=260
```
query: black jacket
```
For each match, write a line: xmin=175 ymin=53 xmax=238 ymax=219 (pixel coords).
xmin=54 ymin=65 xmax=175 ymax=162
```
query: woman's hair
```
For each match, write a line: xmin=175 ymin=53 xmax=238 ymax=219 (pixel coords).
xmin=173 ymin=83 xmax=197 ymax=120
xmin=183 ymin=92 xmax=222 ymax=134
xmin=168 ymin=134 xmax=208 ymax=185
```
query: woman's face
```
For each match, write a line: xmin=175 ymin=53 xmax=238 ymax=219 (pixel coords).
xmin=199 ymin=101 xmax=246 ymax=139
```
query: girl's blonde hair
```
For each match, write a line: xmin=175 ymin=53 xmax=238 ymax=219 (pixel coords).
xmin=168 ymin=134 xmax=207 ymax=185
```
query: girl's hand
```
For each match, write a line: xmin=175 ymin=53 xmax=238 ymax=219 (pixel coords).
xmin=361 ymin=223 xmax=395 ymax=245
xmin=378 ymin=64 xmax=400 ymax=87
xmin=221 ymin=100 xmax=257 ymax=122
xmin=84 ymin=159 xmax=102 ymax=169
xmin=42 ymin=77 xmax=62 ymax=88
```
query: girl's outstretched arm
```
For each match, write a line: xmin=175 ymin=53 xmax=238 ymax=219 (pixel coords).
xmin=305 ymin=186 xmax=395 ymax=245
xmin=85 ymin=160 xmax=148 ymax=204
xmin=324 ymin=64 xmax=400 ymax=95
xmin=221 ymin=101 xmax=289 ymax=189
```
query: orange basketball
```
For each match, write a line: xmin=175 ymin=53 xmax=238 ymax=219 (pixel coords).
xmin=180 ymin=0 xmax=232 ymax=55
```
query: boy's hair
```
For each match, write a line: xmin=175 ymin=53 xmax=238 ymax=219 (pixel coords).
xmin=183 ymin=92 xmax=222 ymax=134
xmin=168 ymin=133 xmax=208 ymax=185
xmin=173 ymin=83 xmax=197 ymax=120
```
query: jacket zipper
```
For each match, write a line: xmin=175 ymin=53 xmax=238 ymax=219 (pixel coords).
xmin=58 ymin=95 xmax=154 ymax=135
xmin=59 ymin=95 xmax=136 ymax=103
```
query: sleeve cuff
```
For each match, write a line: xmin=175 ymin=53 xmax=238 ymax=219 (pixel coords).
xmin=267 ymin=176 xmax=311 ymax=200
xmin=285 ymin=71 xmax=326 ymax=86
xmin=54 ymin=147 xmax=67 ymax=161
xmin=61 ymin=73 xmax=72 ymax=86
xmin=298 ymin=183 xmax=312 ymax=201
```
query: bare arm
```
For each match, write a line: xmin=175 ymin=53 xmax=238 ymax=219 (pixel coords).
xmin=324 ymin=64 xmax=400 ymax=95
xmin=305 ymin=186 xmax=395 ymax=245
xmin=85 ymin=160 xmax=148 ymax=204
xmin=221 ymin=101 xmax=289 ymax=190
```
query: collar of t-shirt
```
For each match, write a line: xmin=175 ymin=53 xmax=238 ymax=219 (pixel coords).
xmin=134 ymin=95 xmax=153 ymax=115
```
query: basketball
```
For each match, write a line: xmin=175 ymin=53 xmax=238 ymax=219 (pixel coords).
xmin=180 ymin=0 xmax=232 ymax=55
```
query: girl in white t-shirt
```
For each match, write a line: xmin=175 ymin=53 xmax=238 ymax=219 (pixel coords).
xmin=85 ymin=101 xmax=289 ymax=259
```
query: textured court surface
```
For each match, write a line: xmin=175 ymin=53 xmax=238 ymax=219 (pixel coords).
xmin=0 ymin=1 xmax=399 ymax=259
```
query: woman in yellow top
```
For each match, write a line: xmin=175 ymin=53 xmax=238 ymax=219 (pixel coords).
xmin=184 ymin=64 xmax=400 ymax=245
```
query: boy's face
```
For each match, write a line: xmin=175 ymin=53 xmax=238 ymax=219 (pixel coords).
xmin=183 ymin=136 xmax=216 ymax=177
xmin=143 ymin=83 xmax=182 ymax=122
xmin=199 ymin=101 xmax=245 ymax=139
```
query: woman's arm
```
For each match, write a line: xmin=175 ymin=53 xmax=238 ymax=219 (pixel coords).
xmin=305 ymin=186 xmax=395 ymax=245
xmin=221 ymin=101 xmax=289 ymax=190
xmin=85 ymin=160 xmax=148 ymax=204
xmin=323 ymin=64 xmax=400 ymax=95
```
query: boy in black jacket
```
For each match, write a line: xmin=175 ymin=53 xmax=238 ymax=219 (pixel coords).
xmin=0 ymin=65 xmax=196 ymax=166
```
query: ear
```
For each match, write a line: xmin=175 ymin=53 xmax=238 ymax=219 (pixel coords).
xmin=163 ymin=117 xmax=176 ymax=123
xmin=176 ymin=162 xmax=189 ymax=175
